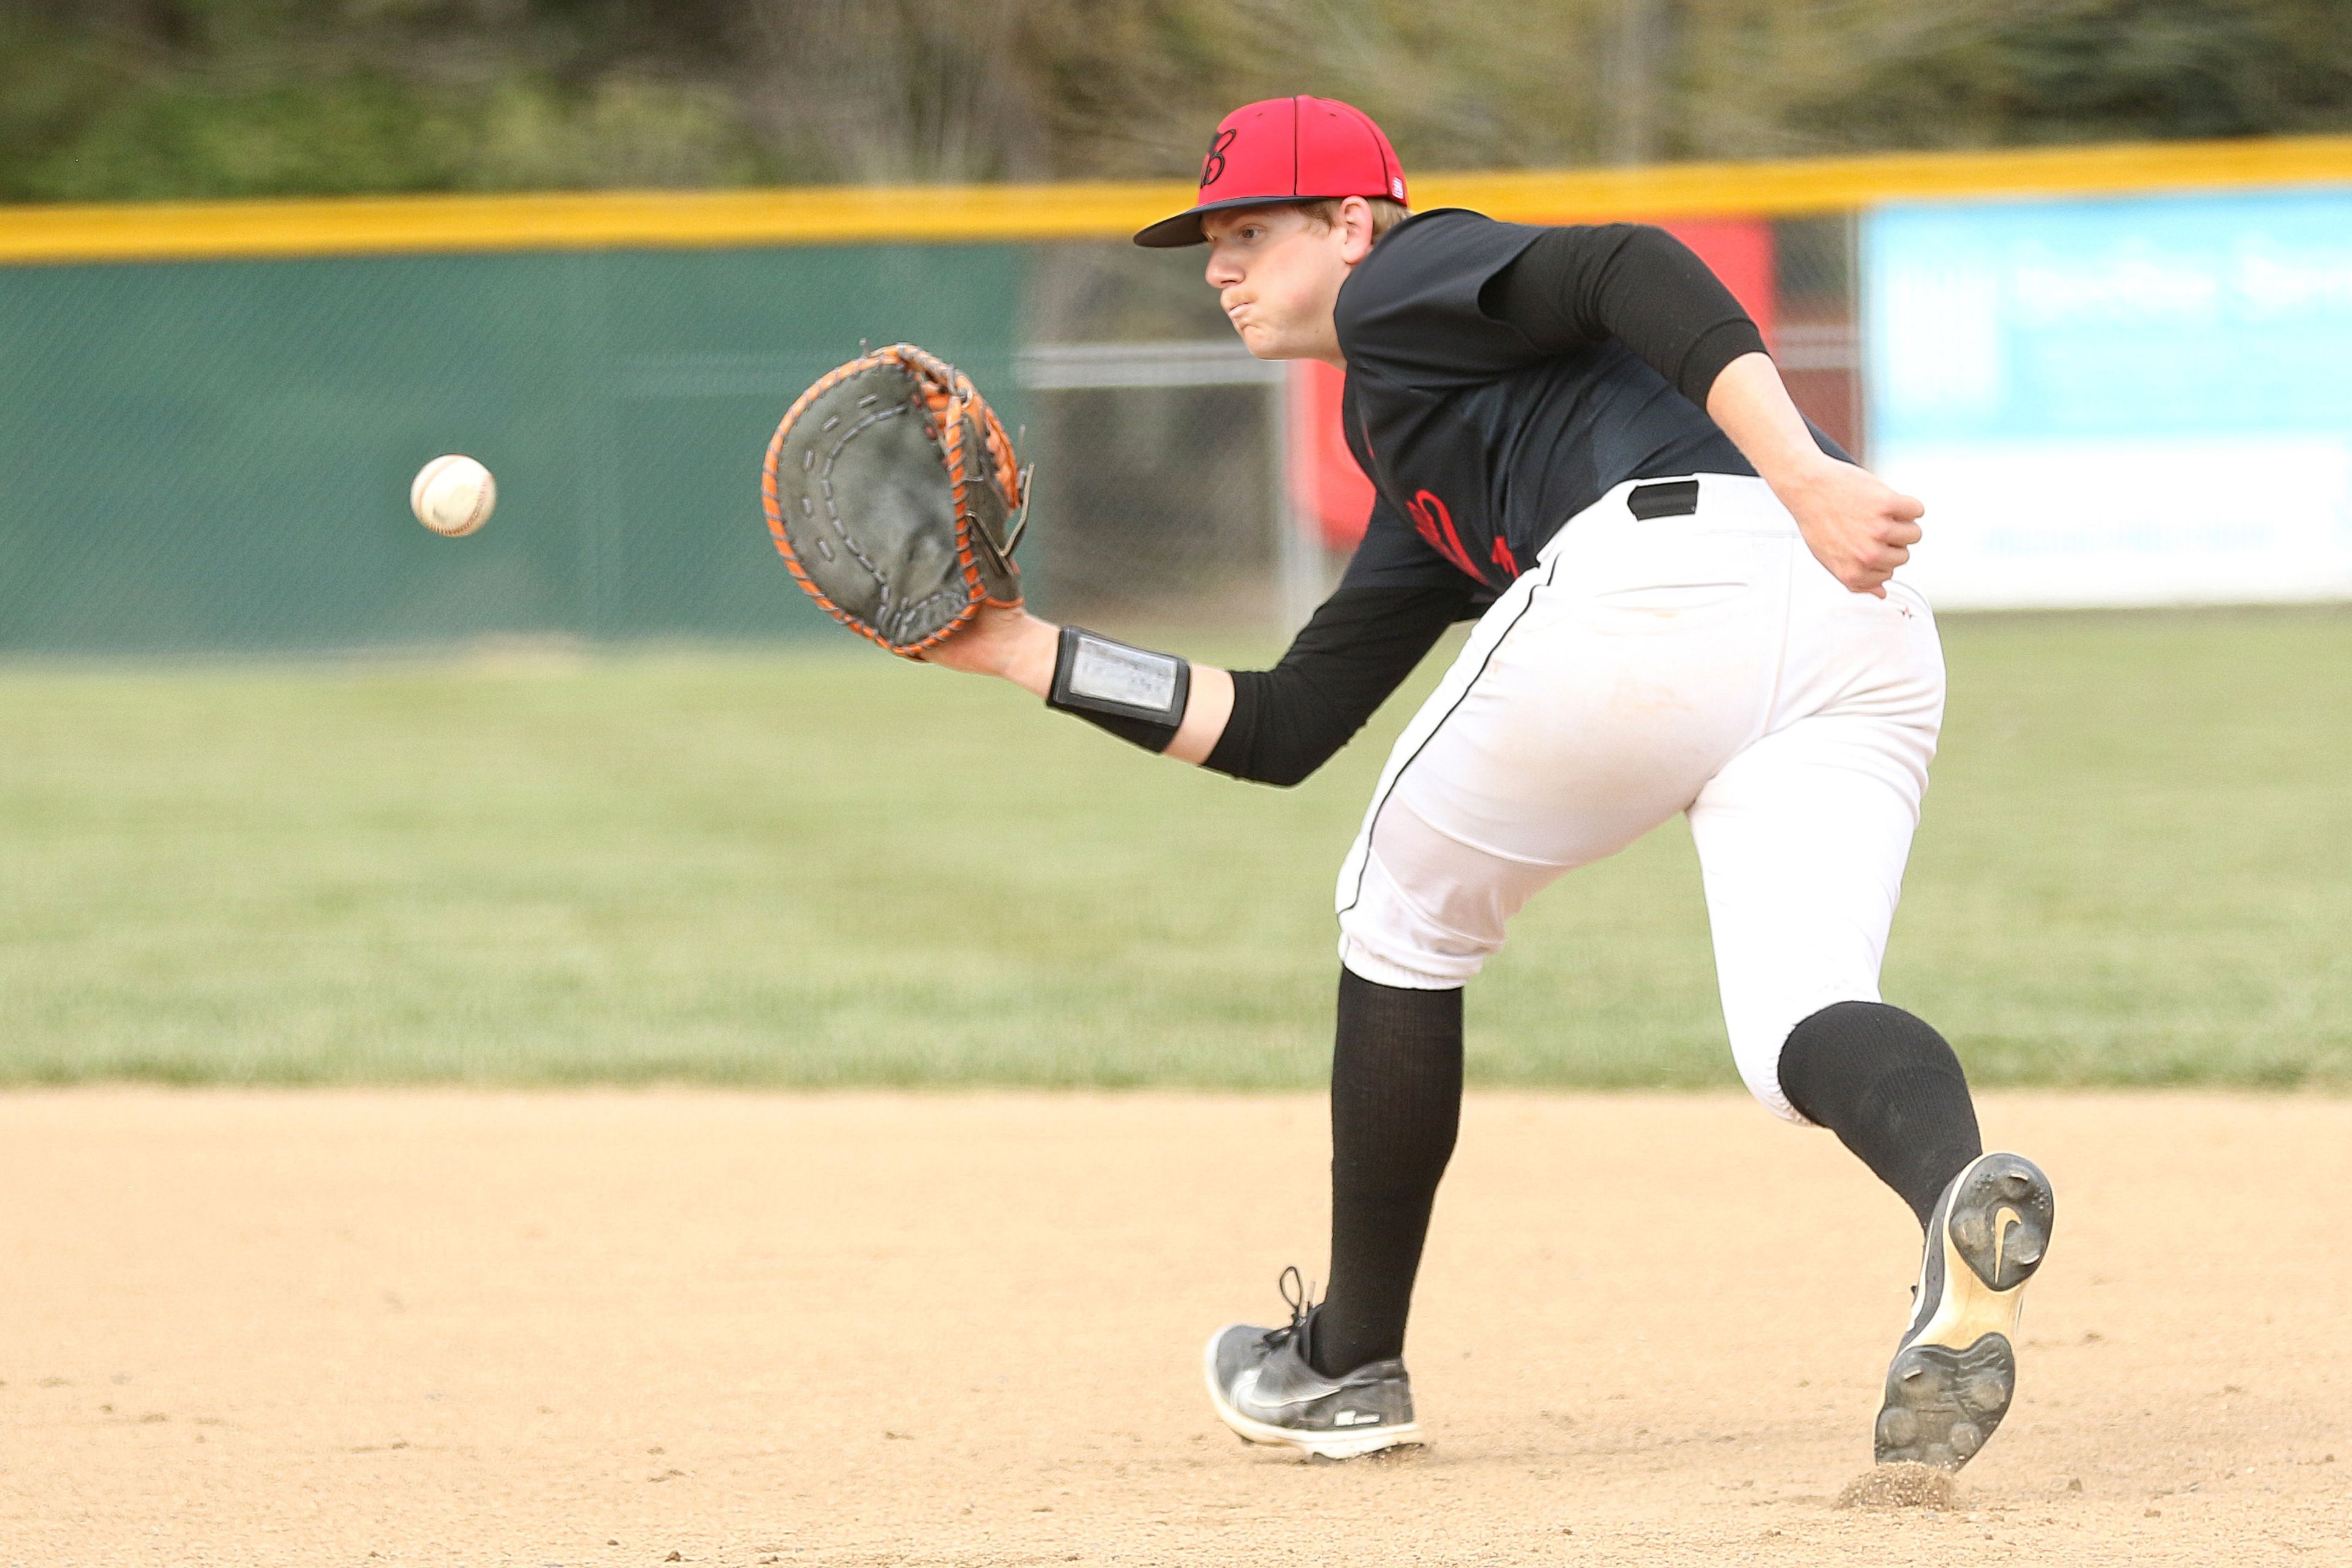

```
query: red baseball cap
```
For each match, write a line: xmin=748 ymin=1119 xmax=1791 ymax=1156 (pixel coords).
xmin=1133 ymin=96 xmax=1409 ymax=248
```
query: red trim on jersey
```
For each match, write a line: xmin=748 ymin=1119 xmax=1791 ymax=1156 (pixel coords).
xmin=1405 ymin=489 xmax=1480 ymax=581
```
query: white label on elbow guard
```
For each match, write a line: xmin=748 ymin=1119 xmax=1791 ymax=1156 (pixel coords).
xmin=1069 ymin=637 xmax=1180 ymax=712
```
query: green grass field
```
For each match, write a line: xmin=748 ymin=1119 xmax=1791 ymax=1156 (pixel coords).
xmin=2 ymin=607 xmax=2346 ymax=1089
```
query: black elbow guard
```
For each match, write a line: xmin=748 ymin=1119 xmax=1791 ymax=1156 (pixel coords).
xmin=1044 ymin=625 xmax=1191 ymax=754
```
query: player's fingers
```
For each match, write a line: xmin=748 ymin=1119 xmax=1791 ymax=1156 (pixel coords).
xmin=1889 ymin=491 xmax=1926 ymax=521
xmin=1884 ymin=518 xmax=1924 ymax=548
xmin=1841 ymin=548 xmax=1897 ymax=594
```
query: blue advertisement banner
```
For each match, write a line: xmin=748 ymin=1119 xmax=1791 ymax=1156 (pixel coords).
xmin=1863 ymin=189 xmax=2352 ymax=606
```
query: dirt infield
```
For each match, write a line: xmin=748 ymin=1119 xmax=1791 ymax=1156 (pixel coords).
xmin=2 ymin=1091 xmax=2343 ymax=1567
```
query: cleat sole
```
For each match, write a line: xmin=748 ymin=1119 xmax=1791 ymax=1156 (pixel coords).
xmin=1875 ymin=1333 xmax=2016 ymax=1468
xmin=1875 ymin=1153 xmax=2053 ymax=1471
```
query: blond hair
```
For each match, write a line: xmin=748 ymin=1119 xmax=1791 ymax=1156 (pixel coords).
xmin=1292 ymin=196 xmax=1413 ymax=239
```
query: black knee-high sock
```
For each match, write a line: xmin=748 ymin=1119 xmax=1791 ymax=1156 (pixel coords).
xmin=1310 ymin=968 xmax=1463 ymax=1378
xmin=1778 ymin=1000 xmax=1983 ymax=1229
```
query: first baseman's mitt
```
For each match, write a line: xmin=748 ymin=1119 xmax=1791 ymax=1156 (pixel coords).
xmin=761 ymin=342 xmax=1030 ymax=658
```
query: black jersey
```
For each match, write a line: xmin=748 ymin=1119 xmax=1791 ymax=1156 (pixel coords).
xmin=1333 ymin=208 xmax=1815 ymax=603
xmin=1207 ymin=211 xmax=1842 ymax=788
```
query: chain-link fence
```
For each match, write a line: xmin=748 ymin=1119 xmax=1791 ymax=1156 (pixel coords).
xmin=1017 ymin=342 xmax=1308 ymax=631
xmin=1016 ymin=218 xmax=1863 ymax=636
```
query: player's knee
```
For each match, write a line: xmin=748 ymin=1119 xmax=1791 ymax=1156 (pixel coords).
xmin=1335 ymin=898 xmax=1499 ymax=990
xmin=1335 ymin=848 xmax=1507 ymax=990
xmin=1336 ymin=862 xmax=1499 ymax=986
xmin=1726 ymin=986 xmax=1886 ymax=1124
xmin=1777 ymin=1000 xmax=1969 ymax=1128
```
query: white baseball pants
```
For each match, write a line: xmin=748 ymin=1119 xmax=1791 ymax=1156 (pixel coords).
xmin=1334 ymin=474 xmax=1946 ymax=1121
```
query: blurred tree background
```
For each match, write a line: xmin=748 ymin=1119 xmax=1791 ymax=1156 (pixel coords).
xmin=2 ymin=0 xmax=2350 ymax=202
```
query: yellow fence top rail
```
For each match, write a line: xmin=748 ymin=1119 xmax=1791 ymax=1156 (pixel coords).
xmin=7 ymin=135 xmax=2351 ymax=266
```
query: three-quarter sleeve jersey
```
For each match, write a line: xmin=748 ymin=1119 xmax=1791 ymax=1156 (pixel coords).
xmin=1332 ymin=209 xmax=1838 ymax=601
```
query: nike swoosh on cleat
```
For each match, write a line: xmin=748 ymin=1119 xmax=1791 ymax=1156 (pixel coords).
xmin=1992 ymin=1205 xmax=2021 ymax=1284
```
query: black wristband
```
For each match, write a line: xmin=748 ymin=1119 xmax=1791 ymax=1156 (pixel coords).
xmin=1045 ymin=625 xmax=1191 ymax=754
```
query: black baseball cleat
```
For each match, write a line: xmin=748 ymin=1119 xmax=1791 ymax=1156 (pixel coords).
xmin=1875 ymin=1150 xmax=2056 ymax=1470
xmin=1204 ymin=1267 xmax=1420 ymax=1460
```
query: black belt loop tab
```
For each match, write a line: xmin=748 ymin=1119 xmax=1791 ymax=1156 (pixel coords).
xmin=1628 ymin=480 xmax=1700 ymax=521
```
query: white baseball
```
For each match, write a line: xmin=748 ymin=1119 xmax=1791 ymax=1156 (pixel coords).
xmin=410 ymin=454 xmax=497 ymax=537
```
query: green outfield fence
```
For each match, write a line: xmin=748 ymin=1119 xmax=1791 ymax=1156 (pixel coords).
xmin=4 ymin=136 xmax=2347 ymax=654
xmin=0 ymin=245 xmax=1023 ymax=652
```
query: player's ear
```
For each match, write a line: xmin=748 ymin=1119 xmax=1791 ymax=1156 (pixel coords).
xmin=1336 ymin=196 xmax=1378 ymax=265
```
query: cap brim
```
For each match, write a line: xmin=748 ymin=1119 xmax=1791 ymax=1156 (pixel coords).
xmin=1131 ymin=193 xmax=1351 ymax=248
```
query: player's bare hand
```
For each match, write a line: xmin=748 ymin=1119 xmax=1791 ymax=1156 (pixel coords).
xmin=1776 ymin=458 xmax=1924 ymax=597
xmin=920 ymin=602 xmax=1060 ymax=696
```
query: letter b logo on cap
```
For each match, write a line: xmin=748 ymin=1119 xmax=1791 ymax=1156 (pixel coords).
xmin=1200 ymin=129 xmax=1238 ymax=189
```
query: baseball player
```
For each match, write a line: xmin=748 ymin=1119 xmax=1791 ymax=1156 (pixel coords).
xmin=930 ymin=95 xmax=2054 ymax=1472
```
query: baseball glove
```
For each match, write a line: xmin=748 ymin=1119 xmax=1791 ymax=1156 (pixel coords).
xmin=761 ymin=342 xmax=1030 ymax=658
